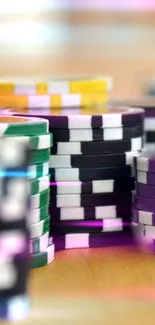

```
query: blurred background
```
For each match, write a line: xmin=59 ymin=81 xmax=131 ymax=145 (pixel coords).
xmin=0 ymin=0 xmax=155 ymax=98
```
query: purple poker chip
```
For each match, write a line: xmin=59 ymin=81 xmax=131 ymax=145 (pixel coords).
xmin=136 ymin=170 xmax=155 ymax=185
xmin=134 ymin=195 xmax=155 ymax=213
xmin=11 ymin=106 xmax=145 ymax=129
xmin=136 ymin=183 xmax=155 ymax=199
xmin=132 ymin=208 xmax=155 ymax=226
xmin=135 ymin=151 xmax=155 ymax=173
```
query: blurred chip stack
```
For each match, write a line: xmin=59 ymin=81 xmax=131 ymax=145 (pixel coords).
xmin=132 ymin=152 xmax=155 ymax=253
xmin=0 ymin=136 xmax=30 ymax=321
xmin=0 ymin=116 xmax=54 ymax=270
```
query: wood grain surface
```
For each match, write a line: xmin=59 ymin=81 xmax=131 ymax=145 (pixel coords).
xmin=1 ymin=10 xmax=155 ymax=325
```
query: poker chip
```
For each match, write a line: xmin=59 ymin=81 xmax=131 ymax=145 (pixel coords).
xmin=29 ymin=204 xmax=49 ymax=225
xmin=50 ymin=124 xmax=144 ymax=142
xmin=146 ymin=131 xmax=155 ymax=144
xmin=52 ymin=137 xmax=143 ymax=155
xmin=136 ymin=183 xmax=155 ymax=199
xmin=49 ymin=204 xmax=132 ymax=221
xmin=30 ymin=175 xmax=50 ymax=195
xmin=135 ymin=151 xmax=155 ymax=172
xmin=11 ymin=106 xmax=144 ymax=128
xmin=50 ymin=179 xmax=135 ymax=195
xmin=0 ymin=295 xmax=30 ymax=321
xmin=50 ymin=218 xmax=129 ymax=235
xmin=53 ymin=192 xmax=132 ymax=208
xmin=30 ymin=215 xmax=50 ymax=239
xmin=145 ymin=117 xmax=155 ymax=131
xmin=50 ymin=151 xmax=139 ymax=168
xmin=0 ymin=115 xmax=48 ymax=135
xmin=134 ymin=195 xmax=155 ymax=213
xmin=50 ymin=230 xmax=133 ymax=252
xmin=136 ymin=170 xmax=155 ymax=185
xmin=132 ymin=208 xmax=155 ymax=226
xmin=30 ymin=149 xmax=50 ymax=164
xmin=30 ymin=189 xmax=50 ymax=210
xmin=30 ymin=243 xmax=55 ymax=269
xmin=0 ymin=93 xmax=108 ymax=109
xmin=28 ymin=161 xmax=49 ymax=179
xmin=50 ymin=165 xmax=133 ymax=182
xmin=29 ymin=232 xmax=49 ymax=254
xmin=7 ymin=132 xmax=53 ymax=150
xmin=0 ymin=76 xmax=112 ymax=95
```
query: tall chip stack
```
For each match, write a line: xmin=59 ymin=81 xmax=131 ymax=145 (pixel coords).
xmin=132 ymin=152 xmax=155 ymax=253
xmin=0 ymin=116 xmax=54 ymax=271
xmin=0 ymin=135 xmax=30 ymax=321
xmin=6 ymin=107 xmax=145 ymax=252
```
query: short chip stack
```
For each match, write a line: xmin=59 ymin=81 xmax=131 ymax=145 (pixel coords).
xmin=7 ymin=106 xmax=145 ymax=251
xmin=0 ymin=136 xmax=30 ymax=321
xmin=133 ymin=152 xmax=155 ymax=252
xmin=0 ymin=76 xmax=112 ymax=110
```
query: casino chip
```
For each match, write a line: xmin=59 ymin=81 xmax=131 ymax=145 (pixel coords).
xmin=50 ymin=166 xmax=133 ymax=182
xmin=50 ymin=230 xmax=133 ymax=252
xmin=49 ymin=204 xmax=132 ymax=221
xmin=50 ymin=151 xmax=140 ymax=168
xmin=29 ymin=232 xmax=49 ymax=254
xmin=28 ymin=162 xmax=49 ymax=179
xmin=29 ymin=204 xmax=49 ymax=225
xmin=50 ymin=179 xmax=135 ymax=195
xmin=30 ymin=243 xmax=55 ymax=269
xmin=50 ymin=218 xmax=129 ymax=235
xmin=52 ymin=137 xmax=143 ymax=155
xmin=30 ymin=175 xmax=50 ymax=195
xmin=30 ymin=215 xmax=50 ymax=239
xmin=50 ymin=124 xmax=144 ymax=142
xmin=0 ymin=76 xmax=112 ymax=95
xmin=133 ymin=208 xmax=155 ymax=226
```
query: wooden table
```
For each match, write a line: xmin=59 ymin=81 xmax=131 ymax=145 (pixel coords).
xmin=2 ymin=10 xmax=155 ymax=324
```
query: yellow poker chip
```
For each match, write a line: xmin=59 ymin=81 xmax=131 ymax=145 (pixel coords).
xmin=0 ymin=76 xmax=112 ymax=95
xmin=0 ymin=93 xmax=108 ymax=109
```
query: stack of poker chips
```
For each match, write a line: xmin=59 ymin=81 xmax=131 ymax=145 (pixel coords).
xmin=0 ymin=76 xmax=112 ymax=110
xmin=132 ymin=152 xmax=155 ymax=252
xmin=0 ymin=115 xmax=54 ymax=270
xmin=0 ymin=137 xmax=30 ymax=321
xmin=7 ymin=106 xmax=145 ymax=251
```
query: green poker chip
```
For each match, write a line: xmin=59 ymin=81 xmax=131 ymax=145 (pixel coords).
xmin=28 ymin=161 xmax=49 ymax=179
xmin=27 ymin=132 xmax=53 ymax=150
xmin=30 ymin=189 xmax=50 ymax=209
xmin=30 ymin=243 xmax=55 ymax=269
xmin=30 ymin=215 xmax=50 ymax=239
xmin=29 ymin=231 xmax=49 ymax=254
xmin=29 ymin=204 xmax=49 ymax=225
xmin=0 ymin=116 xmax=48 ymax=135
xmin=30 ymin=175 xmax=50 ymax=195
xmin=30 ymin=149 xmax=50 ymax=164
